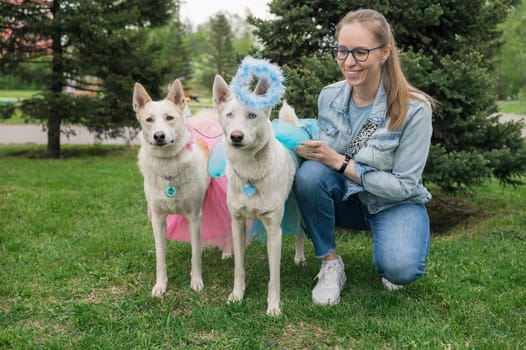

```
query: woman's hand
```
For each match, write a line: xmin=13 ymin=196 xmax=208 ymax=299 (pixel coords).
xmin=295 ymin=140 xmax=343 ymax=170
xmin=295 ymin=141 xmax=360 ymax=183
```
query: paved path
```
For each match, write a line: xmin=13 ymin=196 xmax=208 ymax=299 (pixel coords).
xmin=498 ymin=114 xmax=526 ymax=137
xmin=0 ymin=124 xmax=140 ymax=145
xmin=0 ymin=114 xmax=524 ymax=145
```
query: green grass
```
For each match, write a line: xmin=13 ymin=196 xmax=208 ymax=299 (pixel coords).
xmin=498 ymin=100 xmax=526 ymax=115
xmin=0 ymin=89 xmax=39 ymax=100
xmin=0 ymin=90 xmax=40 ymax=125
xmin=0 ymin=145 xmax=525 ymax=349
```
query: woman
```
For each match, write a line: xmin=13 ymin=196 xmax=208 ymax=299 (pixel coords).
xmin=294 ymin=9 xmax=435 ymax=305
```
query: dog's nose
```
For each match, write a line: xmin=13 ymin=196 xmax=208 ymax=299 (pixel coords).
xmin=230 ymin=131 xmax=244 ymax=144
xmin=153 ymin=131 xmax=165 ymax=142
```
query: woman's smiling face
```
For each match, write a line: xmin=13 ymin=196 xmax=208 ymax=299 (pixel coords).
xmin=335 ymin=22 xmax=389 ymax=91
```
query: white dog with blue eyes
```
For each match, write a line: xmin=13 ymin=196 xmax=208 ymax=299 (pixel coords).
xmin=212 ymin=57 xmax=306 ymax=316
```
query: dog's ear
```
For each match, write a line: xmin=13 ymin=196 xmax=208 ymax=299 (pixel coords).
xmin=213 ymin=75 xmax=232 ymax=112
xmin=254 ymin=79 xmax=273 ymax=117
xmin=166 ymin=79 xmax=186 ymax=111
xmin=133 ymin=83 xmax=152 ymax=112
xmin=254 ymin=79 xmax=270 ymax=96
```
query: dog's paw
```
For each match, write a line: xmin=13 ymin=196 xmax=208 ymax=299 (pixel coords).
xmin=294 ymin=235 xmax=305 ymax=265
xmin=221 ymin=252 xmax=232 ymax=260
xmin=191 ymin=278 xmax=204 ymax=292
xmin=266 ymin=304 xmax=281 ymax=317
xmin=227 ymin=290 xmax=244 ymax=303
xmin=151 ymin=283 xmax=167 ymax=297
xmin=294 ymin=254 xmax=306 ymax=266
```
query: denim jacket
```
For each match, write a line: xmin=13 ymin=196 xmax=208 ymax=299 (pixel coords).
xmin=317 ymin=80 xmax=433 ymax=214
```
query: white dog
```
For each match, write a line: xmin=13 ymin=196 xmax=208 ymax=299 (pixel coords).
xmin=213 ymin=75 xmax=305 ymax=316
xmin=133 ymin=80 xmax=210 ymax=297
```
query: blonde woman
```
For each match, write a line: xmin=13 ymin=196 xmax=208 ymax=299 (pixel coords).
xmin=294 ymin=9 xmax=435 ymax=305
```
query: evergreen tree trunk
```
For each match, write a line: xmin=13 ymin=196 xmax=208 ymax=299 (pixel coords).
xmin=47 ymin=115 xmax=61 ymax=158
xmin=47 ymin=0 xmax=62 ymax=158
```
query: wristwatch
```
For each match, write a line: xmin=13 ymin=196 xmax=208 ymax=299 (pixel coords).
xmin=337 ymin=155 xmax=350 ymax=174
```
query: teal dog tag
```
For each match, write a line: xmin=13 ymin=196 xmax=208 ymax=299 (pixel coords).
xmin=165 ymin=184 xmax=177 ymax=198
xmin=243 ymin=182 xmax=256 ymax=196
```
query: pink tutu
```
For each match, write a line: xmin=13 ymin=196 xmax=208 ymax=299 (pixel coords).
xmin=166 ymin=113 xmax=233 ymax=255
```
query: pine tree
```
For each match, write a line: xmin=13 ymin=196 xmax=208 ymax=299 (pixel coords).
xmin=196 ymin=13 xmax=238 ymax=88
xmin=189 ymin=13 xmax=258 ymax=90
xmin=250 ymin=0 xmax=526 ymax=190
xmin=0 ymin=0 xmax=177 ymax=157
xmin=148 ymin=14 xmax=193 ymax=91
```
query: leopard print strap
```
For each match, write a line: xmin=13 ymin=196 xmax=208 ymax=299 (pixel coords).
xmin=344 ymin=120 xmax=378 ymax=159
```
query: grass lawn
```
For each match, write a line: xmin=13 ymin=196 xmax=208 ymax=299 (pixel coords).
xmin=0 ymin=145 xmax=525 ymax=349
xmin=0 ymin=90 xmax=39 ymax=125
xmin=497 ymin=100 xmax=526 ymax=115
xmin=0 ymin=90 xmax=39 ymax=99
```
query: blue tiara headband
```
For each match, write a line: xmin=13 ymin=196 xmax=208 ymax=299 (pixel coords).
xmin=229 ymin=56 xmax=285 ymax=111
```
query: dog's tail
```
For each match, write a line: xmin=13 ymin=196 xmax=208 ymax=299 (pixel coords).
xmin=278 ymin=100 xmax=300 ymax=126
xmin=273 ymin=100 xmax=317 ymax=149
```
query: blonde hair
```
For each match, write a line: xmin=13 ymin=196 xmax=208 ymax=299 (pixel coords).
xmin=335 ymin=9 xmax=435 ymax=130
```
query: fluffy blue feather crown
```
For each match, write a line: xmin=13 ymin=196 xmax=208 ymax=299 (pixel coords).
xmin=229 ymin=56 xmax=285 ymax=111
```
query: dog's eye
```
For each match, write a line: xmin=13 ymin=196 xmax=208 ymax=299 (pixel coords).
xmin=225 ymin=112 xmax=233 ymax=118
xmin=166 ymin=115 xmax=175 ymax=121
xmin=146 ymin=117 xmax=153 ymax=123
xmin=248 ymin=112 xmax=257 ymax=119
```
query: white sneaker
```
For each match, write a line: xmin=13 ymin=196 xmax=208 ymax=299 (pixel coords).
xmin=312 ymin=257 xmax=346 ymax=305
xmin=381 ymin=277 xmax=403 ymax=291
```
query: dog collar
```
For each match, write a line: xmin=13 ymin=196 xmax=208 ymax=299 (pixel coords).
xmin=160 ymin=128 xmax=195 ymax=198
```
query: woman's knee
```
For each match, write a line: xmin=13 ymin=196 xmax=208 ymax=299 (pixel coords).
xmin=374 ymin=250 xmax=426 ymax=285
xmin=371 ymin=204 xmax=430 ymax=285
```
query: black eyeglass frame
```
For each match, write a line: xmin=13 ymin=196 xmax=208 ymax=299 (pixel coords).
xmin=331 ymin=44 xmax=386 ymax=62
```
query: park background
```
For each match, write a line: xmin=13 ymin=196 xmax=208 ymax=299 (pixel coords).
xmin=1 ymin=0 xmax=525 ymax=349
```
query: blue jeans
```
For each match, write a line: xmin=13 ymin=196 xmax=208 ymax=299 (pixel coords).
xmin=294 ymin=160 xmax=430 ymax=285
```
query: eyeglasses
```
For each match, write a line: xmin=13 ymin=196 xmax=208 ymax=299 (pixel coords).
xmin=331 ymin=45 xmax=386 ymax=62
